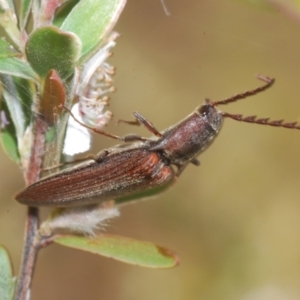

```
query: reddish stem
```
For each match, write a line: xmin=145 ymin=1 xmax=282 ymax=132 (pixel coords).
xmin=15 ymin=117 xmax=47 ymax=300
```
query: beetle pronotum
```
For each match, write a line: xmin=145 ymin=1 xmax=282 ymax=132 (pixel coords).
xmin=16 ymin=75 xmax=300 ymax=207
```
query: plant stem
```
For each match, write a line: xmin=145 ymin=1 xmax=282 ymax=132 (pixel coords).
xmin=15 ymin=117 xmax=46 ymax=300
xmin=15 ymin=207 xmax=40 ymax=300
xmin=15 ymin=73 xmax=73 ymax=299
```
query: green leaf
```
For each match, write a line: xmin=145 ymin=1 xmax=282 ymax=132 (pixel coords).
xmin=0 ymin=100 xmax=19 ymax=162
xmin=0 ymin=75 xmax=34 ymax=139
xmin=0 ymin=1 xmax=23 ymax=50
xmin=54 ymin=234 xmax=180 ymax=268
xmin=19 ymin=0 xmax=32 ymax=31
xmin=0 ymin=57 xmax=38 ymax=81
xmin=12 ymin=77 xmax=34 ymax=128
xmin=2 ymin=0 xmax=15 ymax=12
xmin=0 ymin=39 xmax=18 ymax=58
xmin=53 ymin=0 xmax=80 ymax=28
xmin=0 ymin=75 xmax=26 ymax=139
xmin=60 ymin=0 xmax=126 ymax=61
xmin=0 ymin=130 xmax=19 ymax=162
xmin=0 ymin=245 xmax=15 ymax=300
xmin=26 ymin=26 xmax=81 ymax=79
xmin=37 ymin=0 xmax=71 ymax=26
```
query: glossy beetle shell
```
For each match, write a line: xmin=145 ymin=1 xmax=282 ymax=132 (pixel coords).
xmin=16 ymin=102 xmax=223 ymax=207
xmin=16 ymin=148 xmax=174 ymax=206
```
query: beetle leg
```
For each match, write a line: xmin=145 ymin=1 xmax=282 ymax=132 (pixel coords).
xmin=118 ymin=112 xmax=162 ymax=137
xmin=94 ymin=150 xmax=110 ymax=162
xmin=63 ymin=105 xmax=126 ymax=141
xmin=175 ymin=159 xmax=200 ymax=176
xmin=121 ymin=134 xmax=147 ymax=142
xmin=133 ymin=112 xmax=162 ymax=137
xmin=175 ymin=163 xmax=188 ymax=176
xmin=191 ymin=158 xmax=200 ymax=166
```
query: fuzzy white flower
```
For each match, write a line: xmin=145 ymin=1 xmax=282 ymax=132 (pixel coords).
xmin=63 ymin=103 xmax=91 ymax=155
xmin=63 ymin=32 xmax=119 ymax=155
xmin=40 ymin=203 xmax=120 ymax=236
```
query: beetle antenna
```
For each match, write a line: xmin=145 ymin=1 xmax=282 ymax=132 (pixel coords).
xmin=212 ymin=75 xmax=300 ymax=130
xmin=212 ymin=75 xmax=275 ymax=106
xmin=222 ymin=112 xmax=300 ymax=130
xmin=62 ymin=105 xmax=126 ymax=141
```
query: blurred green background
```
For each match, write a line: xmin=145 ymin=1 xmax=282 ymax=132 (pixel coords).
xmin=2 ymin=0 xmax=300 ymax=299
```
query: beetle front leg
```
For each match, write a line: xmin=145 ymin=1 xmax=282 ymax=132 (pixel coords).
xmin=133 ymin=112 xmax=162 ymax=137
xmin=118 ymin=112 xmax=162 ymax=138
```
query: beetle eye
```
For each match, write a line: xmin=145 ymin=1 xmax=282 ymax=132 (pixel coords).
xmin=199 ymin=104 xmax=210 ymax=116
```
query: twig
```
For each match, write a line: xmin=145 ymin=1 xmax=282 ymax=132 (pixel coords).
xmin=15 ymin=117 xmax=46 ymax=300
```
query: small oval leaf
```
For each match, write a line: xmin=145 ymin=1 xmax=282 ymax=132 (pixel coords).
xmin=0 ymin=39 xmax=18 ymax=58
xmin=0 ymin=75 xmax=26 ymax=140
xmin=54 ymin=234 xmax=180 ymax=268
xmin=0 ymin=57 xmax=38 ymax=81
xmin=26 ymin=26 xmax=81 ymax=79
xmin=41 ymin=69 xmax=66 ymax=126
xmin=60 ymin=0 xmax=126 ymax=61
xmin=19 ymin=0 xmax=32 ymax=31
xmin=0 ymin=122 xmax=19 ymax=162
xmin=53 ymin=0 xmax=80 ymax=28
xmin=0 ymin=245 xmax=15 ymax=300
xmin=0 ymin=95 xmax=19 ymax=162
xmin=0 ymin=2 xmax=23 ymax=50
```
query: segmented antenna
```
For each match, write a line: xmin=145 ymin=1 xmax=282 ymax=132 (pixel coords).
xmin=213 ymin=75 xmax=300 ymax=130
xmin=212 ymin=75 xmax=274 ymax=106
xmin=222 ymin=113 xmax=300 ymax=130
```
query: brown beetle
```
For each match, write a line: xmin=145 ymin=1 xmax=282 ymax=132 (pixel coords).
xmin=16 ymin=76 xmax=300 ymax=207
